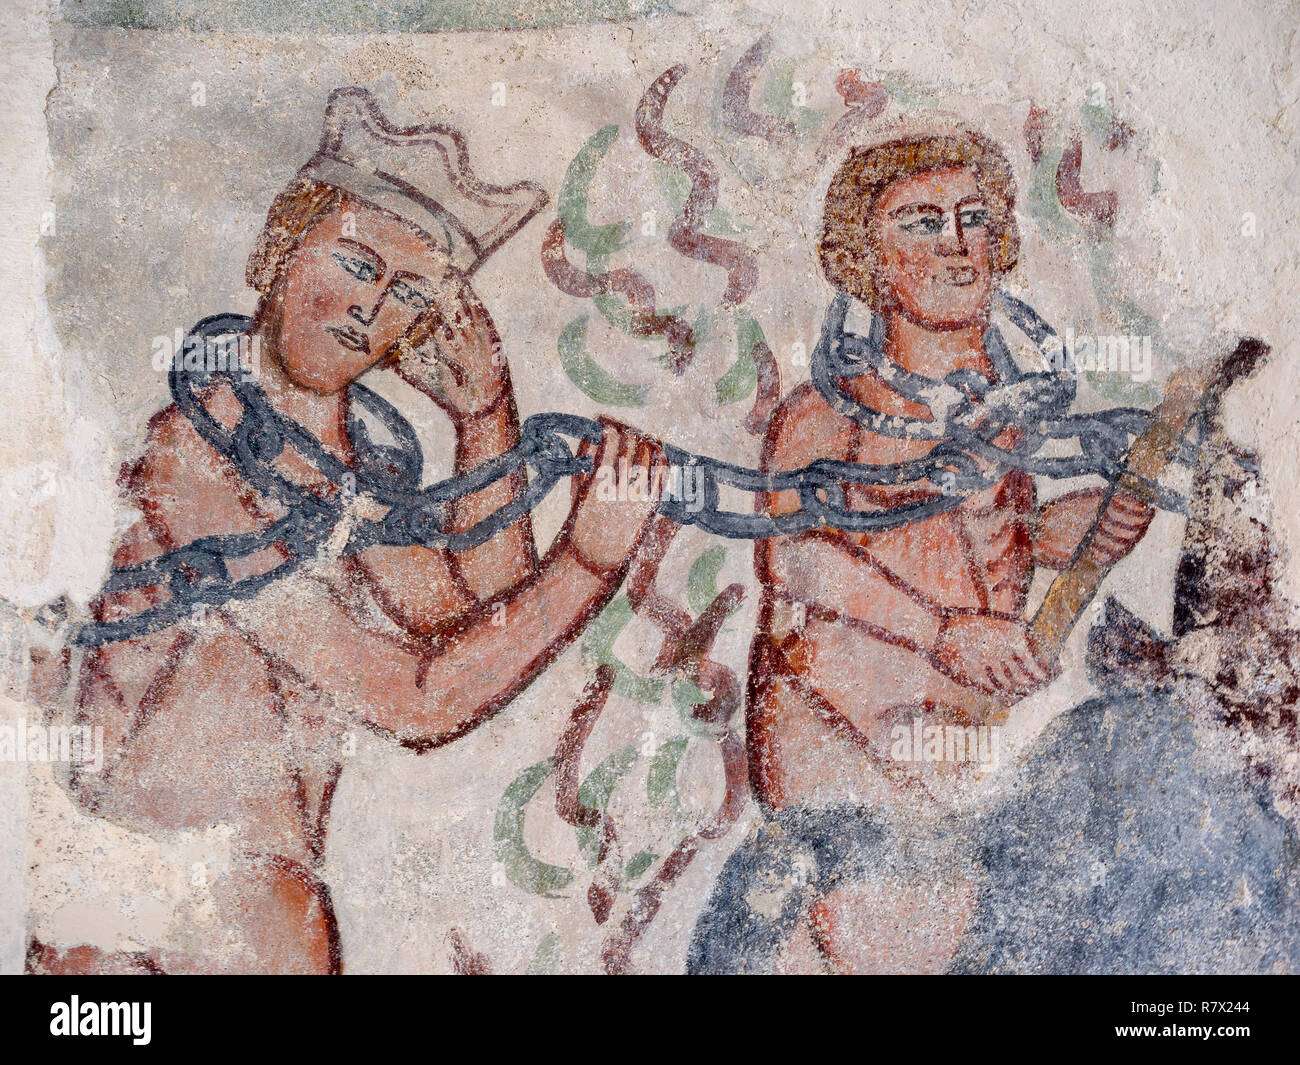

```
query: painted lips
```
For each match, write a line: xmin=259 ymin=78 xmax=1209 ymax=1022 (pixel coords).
xmin=327 ymin=326 xmax=370 ymax=354
xmin=941 ymin=266 xmax=979 ymax=286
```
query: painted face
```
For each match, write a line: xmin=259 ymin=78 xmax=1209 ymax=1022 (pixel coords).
xmin=871 ymin=166 xmax=994 ymax=331
xmin=271 ymin=203 xmax=454 ymax=393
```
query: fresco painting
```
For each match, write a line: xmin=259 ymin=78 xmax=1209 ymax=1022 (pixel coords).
xmin=1 ymin=0 xmax=1297 ymax=976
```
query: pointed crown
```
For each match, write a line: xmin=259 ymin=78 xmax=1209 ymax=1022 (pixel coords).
xmin=298 ymin=87 xmax=548 ymax=275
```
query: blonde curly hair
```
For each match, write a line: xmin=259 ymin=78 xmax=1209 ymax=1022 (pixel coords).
xmin=819 ymin=131 xmax=1020 ymax=309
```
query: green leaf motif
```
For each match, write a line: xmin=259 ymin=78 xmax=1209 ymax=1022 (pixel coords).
xmin=761 ymin=60 xmax=826 ymax=137
xmin=558 ymin=124 xmax=631 ymax=261
xmin=526 ymin=933 xmax=563 ymax=974
xmin=555 ymin=126 xmax=675 ymax=381
xmin=715 ymin=310 xmax=763 ymax=405
xmin=686 ymin=545 xmax=728 ymax=614
xmin=623 ymin=849 xmax=657 ymax=884
xmin=558 ymin=316 xmax=648 ymax=407
xmin=575 ymin=744 xmax=639 ymax=866
xmin=493 ymin=758 xmax=573 ymax=898
xmin=647 ymin=735 xmax=689 ymax=808
xmin=581 ymin=594 xmax=665 ymax=703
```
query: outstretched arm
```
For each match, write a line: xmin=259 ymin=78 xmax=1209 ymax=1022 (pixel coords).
xmin=229 ymin=420 xmax=661 ymax=748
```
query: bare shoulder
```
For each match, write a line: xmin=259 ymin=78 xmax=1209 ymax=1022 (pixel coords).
xmin=122 ymin=384 xmax=261 ymax=551
xmin=762 ymin=382 xmax=852 ymax=473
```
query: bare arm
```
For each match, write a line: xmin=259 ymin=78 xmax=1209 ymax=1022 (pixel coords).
xmin=351 ymin=392 xmax=535 ymax=633
xmin=358 ymin=277 xmax=538 ymax=622
xmin=237 ymin=539 xmax=611 ymax=747
xmin=1033 ymin=486 xmax=1154 ymax=570
xmin=228 ymin=420 xmax=660 ymax=748
xmin=757 ymin=392 xmax=1050 ymax=697
xmin=444 ymin=387 xmax=538 ymax=596
xmin=756 ymin=392 xmax=943 ymax=648
xmin=69 ymin=391 xmax=660 ymax=778
xmin=762 ymin=532 xmax=943 ymax=649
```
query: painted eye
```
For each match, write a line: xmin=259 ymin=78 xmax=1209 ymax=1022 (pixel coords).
xmin=331 ymin=252 xmax=378 ymax=283
xmin=390 ymin=280 xmax=432 ymax=312
xmin=959 ymin=208 xmax=989 ymax=229
xmin=900 ymin=215 xmax=945 ymax=236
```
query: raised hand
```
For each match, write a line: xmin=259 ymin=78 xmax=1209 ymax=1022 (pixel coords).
xmin=393 ymin=276 xmax=507 ymax=419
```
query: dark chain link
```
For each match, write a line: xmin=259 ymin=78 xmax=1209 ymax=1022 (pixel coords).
xmin=75 ymin=301 xmax=1194 ymax=647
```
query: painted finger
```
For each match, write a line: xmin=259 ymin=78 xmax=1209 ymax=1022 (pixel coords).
xmin=998 ymin=660 xmax=1027 ymax=691
xmin=1112 ymin=491 xmax=1155 ymax=517
xmin=1010 ymin=651 xmax=1046 ymax=687
xmin=571 ymin=428 xmax=607 ymax=503
xmin=632 ymin=438 xmax=656 ymax=480
xmin=1090 ymin=529 xmax=1127 ymax=557
xmin=984 ymin=665 xmax=1008 ymax=693
xmin=450 ymin=286 xmax=502 ymax=353
xmin=601 ymin=420 xmax=633 ymax=477
xmin=1099 ymin=510 xmax=1152 ymax=534
xmin=1026 ymin=633 xmax=1058 ymax=677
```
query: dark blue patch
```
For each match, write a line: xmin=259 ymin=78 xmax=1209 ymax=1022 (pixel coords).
xmin=954 ymin=692 xmax=1300 ymax=973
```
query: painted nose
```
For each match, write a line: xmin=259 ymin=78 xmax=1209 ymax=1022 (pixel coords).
xmin=348 ymin=289 xmax=388 ymax=326
xmin=936 ymin=213 xmax=968 ymax=256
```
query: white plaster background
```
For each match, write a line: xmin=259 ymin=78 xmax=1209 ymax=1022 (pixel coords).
xmin=0 ymin=0 xmax=1296 ymax=972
